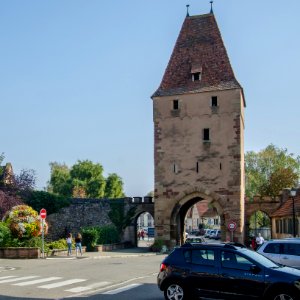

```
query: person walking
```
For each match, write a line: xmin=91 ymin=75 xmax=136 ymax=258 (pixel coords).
xmin=75 ymin=233 xmax=83 ymax=257
xmin=66 ymin=233 xmax=73 ymax=256
xmin=255 ymin=233 xmax=264 ymax=249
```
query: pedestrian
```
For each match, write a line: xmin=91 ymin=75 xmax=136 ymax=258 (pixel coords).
xmin=255 ymin=233 xmax=264 ymax=249
xmin=66 ymin=233 xmax=72 ymax=256
xmin=251 ymin=236 xmax=257 ymax=251
xmin=75 ymin=233 xmax=83 ymax=257
xmin=141 ymin=229 xmax=145 ymax=240
xmin=137 ymin=231 xmax=141 ymax=240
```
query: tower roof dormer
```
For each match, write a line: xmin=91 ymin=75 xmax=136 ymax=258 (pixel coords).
xmin=152 ymin=13 xmax=242 ymax=98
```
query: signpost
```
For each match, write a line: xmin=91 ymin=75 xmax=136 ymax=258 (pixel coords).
xmin=227 ymin=221 xmax=237 ymax=242
xmin=40 ymin=208 xmax=47 ymax=258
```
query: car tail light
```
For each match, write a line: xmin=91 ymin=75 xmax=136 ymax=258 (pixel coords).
xmin=160 ymin=263 xmax=167 ymax=272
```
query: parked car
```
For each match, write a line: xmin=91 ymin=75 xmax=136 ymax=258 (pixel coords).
xmin=158 ymin=242 xmax=300 ymax=300
xmin=207 ymin=229 xmax=217 ymax=239
xmin=188 ymin=230 xmax=200 ymax=236
xmin=204 ymin=229 xmax=213 ymax=238
xmin=185 ymin=236 xmax=205 ymax=244
xmin=212 ymin=229 xmax=221 ymax=240
xmin=257 ymin=238 xmax=300 ymax=269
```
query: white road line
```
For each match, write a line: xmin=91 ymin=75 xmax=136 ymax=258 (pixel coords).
xmin=65 ymin=281 xmax=111 ymax=293
xmin=0 ymin=276 xmax=16 ymax=280
xmin=102 ymin=283 xmax=142 ymax=294
xmin=38 ymin=279 xmax=87 ymax=289
xmin=0 ymin=276 xmax=39 ymax=283
xmin=13 ymin=277 xmax=62 ymax=286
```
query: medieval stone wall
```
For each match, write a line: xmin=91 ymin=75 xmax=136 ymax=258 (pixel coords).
xmin=46 ymin=198 xmax=113 ymax=240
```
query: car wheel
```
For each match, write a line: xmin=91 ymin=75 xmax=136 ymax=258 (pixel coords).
xmin=268 ymin=290 xmax=297 ymax=300
xmin=164 ymin=282 xmax=186 ymax=300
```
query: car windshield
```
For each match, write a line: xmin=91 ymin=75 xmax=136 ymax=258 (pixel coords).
xmin=241 ymin=249 xmax=280 ymax=268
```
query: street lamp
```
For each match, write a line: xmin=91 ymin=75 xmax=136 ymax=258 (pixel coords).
xmin=290 ymin=188 xmax=297 ymax=237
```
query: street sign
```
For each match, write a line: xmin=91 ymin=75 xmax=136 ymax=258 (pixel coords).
xmin=227 ymin=221 xmax=237 ymax=232
xmin=40 ymin=208 xmax=47 ymax=219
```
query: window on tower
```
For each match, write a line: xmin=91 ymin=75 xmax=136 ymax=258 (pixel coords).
xmin=203 ymin=128 xmax=210 ymax=141
xmin=173 ymin=99 xmax=179 ymax=110
xmin=191 ymin=64 xmax=202 ymax=82
xmin=192 ymin=72 xmax=201 ymax=81
xmin=211 ymin=96 xmax=218 ymax=107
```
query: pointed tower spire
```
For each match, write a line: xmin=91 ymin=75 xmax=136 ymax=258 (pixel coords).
xmin=186 ymin=4 xmax=190 ymax=17
xmin=210 ymin=1 xmax=214 ymax=14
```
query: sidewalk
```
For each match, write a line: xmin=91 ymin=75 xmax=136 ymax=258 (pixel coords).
xmin=46 ymin=246 xmax=159 ymax=260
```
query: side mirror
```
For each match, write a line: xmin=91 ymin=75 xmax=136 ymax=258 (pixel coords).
xmin=250 ymin=265 xmax=261 ymax=274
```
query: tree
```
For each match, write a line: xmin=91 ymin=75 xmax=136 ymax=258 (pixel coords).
xmin=48 ymin=162 xmax=72 ymax=197
xmin=70 ymin=160 xmax=106 ymax=198
xmin=23 ymin=191 xmax=70 ymax=215
xmin=105 ymin=173 xmax=125 ymax=198
xmin=245 ymin=144 xmax=300 ymax=198
xmin=0 ymin=190 xmax=23 ymax=219
xmin=48 ymin=160 xmax=124 ymax=199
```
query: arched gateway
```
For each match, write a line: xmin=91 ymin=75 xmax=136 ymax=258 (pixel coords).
xmin=152 ymin=10 xmax=246 ymax=247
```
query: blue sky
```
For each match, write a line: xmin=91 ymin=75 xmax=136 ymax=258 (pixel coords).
xmin=1 ymin=0 xmax=299 ymax=196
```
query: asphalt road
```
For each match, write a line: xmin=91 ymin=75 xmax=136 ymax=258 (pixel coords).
xmin=0 ymin=248 xmax=166 ymax=300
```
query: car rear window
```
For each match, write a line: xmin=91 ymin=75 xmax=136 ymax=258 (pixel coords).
xmin=282 ymin=243 xmax=300 ymax=256
xmin=264 ymin=243 xmax=280 ymax=254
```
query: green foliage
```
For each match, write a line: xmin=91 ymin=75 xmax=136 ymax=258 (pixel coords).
xmin=249 ymin=211 xmax=270 ymax=229
xmin=97 ymin=225 xmax=119 ymax=244
xmin=105 ymin=173 xmax=125 ymax=198
xmin=23 ymin=191 xmax=70 ymax=215
xmin=46 ymin=239 xmax=67 ymax=250
xmin=48 ymin=160 xmax=125 ymax=199
xmin=70 ymin=160 xmax=106 ymax=198
xmin=48 ymin=162 xmax=72 ymax=197
xmin=108 ymin=201 xmax=136 ymax=233
xmin=0 ymin=222 xmax=12 ymax=247
xmin=150 ymin=239 xmax=164 ymax=252
xmin=245 ymin=144 xmax=300 ymax=198
xmin=81 ymin=227 xmax=98 ymax=251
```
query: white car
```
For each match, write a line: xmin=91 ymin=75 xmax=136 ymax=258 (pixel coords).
xmin=257 ymin=238 xmax=300 ymax=269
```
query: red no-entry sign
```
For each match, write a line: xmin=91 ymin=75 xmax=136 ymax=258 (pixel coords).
xmin=40 ymin=208 xmax=47 ymax=219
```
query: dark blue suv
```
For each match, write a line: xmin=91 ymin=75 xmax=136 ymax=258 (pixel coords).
xmin=157 ymin=243 xmax=300 ymax=300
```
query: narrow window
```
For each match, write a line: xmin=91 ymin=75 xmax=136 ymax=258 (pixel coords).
xmin=173 ymin=164 xmax=178 ymax=174
xmin=220 ymin=163 xmax=222 ymax=170
xmin=203 ymin=128 xmax=210 ymax=141
xmin=211 ymin=96 xmax=218 ymax=107
xmin=196 ymin=162 xmax=199 ymax=173
xmin=192 ymin=72 xmax=201 ymax=81
xmin=173 ymin=99 xmax=179 ymax=110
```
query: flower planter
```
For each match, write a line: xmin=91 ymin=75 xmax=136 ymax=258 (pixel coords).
xmin=0 ymin=247 xmax=40 ymax=259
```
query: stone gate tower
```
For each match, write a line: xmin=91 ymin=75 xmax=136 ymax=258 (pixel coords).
xmin=152 ymin=11 xmax=246 ymax=246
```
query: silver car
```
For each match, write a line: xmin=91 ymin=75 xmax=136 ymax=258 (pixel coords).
xmin=257 ymin=238 xmax=300 ymax=269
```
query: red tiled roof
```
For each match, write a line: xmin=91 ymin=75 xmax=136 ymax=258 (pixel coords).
xmin=152 ymin=13 xmax=242 ymax=98
xmin=271 ymin=196 xmax=300 ymax=218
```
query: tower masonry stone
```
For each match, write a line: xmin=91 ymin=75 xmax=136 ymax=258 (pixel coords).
xmin=152 ymin=12 xmax=245 ymax=245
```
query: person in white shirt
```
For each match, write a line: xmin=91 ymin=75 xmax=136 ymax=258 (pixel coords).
xmin=66 ymin=233 xmax=72 ymax=256
xmin=255 ymin=233 xmax=264 ymax=248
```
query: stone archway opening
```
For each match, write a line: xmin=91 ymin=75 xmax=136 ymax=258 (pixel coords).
xmin=136 ymin=211 xmax=155 ymax=248
xmin=248 ymin=210 xmax=271 ymax=241
xmin=171 ymin=195 xmax=225 ymax=246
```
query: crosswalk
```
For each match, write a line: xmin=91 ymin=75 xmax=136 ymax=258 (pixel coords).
xmin=0 ymin=275 xmax=114 ymax=294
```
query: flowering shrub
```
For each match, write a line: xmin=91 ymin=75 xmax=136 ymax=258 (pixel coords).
xmin=3 ymin=205 xmax=48 ymax=239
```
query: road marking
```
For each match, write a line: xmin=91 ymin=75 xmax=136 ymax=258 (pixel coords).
xmin=13 ymin=277 xmax=62 ymax=286
xmin=39 ymin=278 xmax=86 ymax=289
xmin=0 ymin=276 xmax=16 ymax=280
xmin=65 ymin=281 xmax=111 ymax=293
xmin=0 ymin=276 xmax=39 ymax=283
xmin=102 ymin=283 xmax=142 ymax=294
